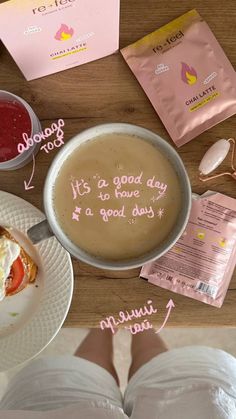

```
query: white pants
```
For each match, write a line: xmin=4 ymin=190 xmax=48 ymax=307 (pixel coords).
xmin=1 ymin=346 xmax=236 ymax=418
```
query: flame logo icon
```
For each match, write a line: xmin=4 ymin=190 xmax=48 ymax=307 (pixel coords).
xmin=55 ymin=24 xmax=74 ymax=41
xmin=181 ymin=62 xmax=197 ymax=85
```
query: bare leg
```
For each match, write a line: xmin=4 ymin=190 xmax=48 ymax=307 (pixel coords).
xmin=75 ymin=329 xmax=119 ymax=385
xmin=128 ymin=330 xmax=168 ymax=380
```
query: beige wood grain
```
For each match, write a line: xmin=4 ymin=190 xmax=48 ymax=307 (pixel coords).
xmin=0 ymin=0 xmax=235 ymax=327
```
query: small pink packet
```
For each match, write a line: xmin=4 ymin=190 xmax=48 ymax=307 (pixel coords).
xmin=121 ymin=10 xmax=236 ymax=147
xmin=140 ymin=192 xmax=236 ymax=307
xmin=0 ymin=0 xmax=120 ymax=81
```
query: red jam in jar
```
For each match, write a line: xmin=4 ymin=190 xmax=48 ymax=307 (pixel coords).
xmin=0 ymin=99 xmax=32 ymax=162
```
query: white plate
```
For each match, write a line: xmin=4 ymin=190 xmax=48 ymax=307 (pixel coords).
xmin=0 ymin=191 xmax=73 ymax=372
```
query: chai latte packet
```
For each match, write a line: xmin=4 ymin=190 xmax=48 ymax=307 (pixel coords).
xmin=140 ymin=192 xmax=236 ymax=307
xmin=0 ymin=0 xmax=120 ymax=81
xmin=121 ymin=10 xmax=236 ymax=147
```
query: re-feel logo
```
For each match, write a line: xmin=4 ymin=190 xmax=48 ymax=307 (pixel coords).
xmin=32 ymin=0 xmax=76 ymax=15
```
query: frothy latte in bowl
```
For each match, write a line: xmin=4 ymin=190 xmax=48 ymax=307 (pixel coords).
xmin=27 ymin=124 xmax=192 ymax=270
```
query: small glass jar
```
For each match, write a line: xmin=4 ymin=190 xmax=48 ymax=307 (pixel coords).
xmin=0 ymin=90 xmax=41 ymax=170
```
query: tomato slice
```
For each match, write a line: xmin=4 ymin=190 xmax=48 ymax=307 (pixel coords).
xmin=6 ymin=257 xmax=25 ymax=295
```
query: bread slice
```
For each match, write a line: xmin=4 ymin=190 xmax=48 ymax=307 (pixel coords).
xmin=0 ymin=226 xmax=38 ymax=296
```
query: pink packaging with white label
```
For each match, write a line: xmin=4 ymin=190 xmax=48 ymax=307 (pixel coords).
xmin=0 ymin=0 xmax=120 ymax=81
xmin=140 ymin=192 xmax=236 ymax=307
xmin=121 ymin=10 xmax=236 ymax=147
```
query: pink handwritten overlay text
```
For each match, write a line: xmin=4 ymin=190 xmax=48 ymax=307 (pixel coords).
xmin=17 ymin=119 xmax=65 ymax=154
xmin=70 ymin=172 xmax=168 ymax=223
xmin=99 ymin=299 xmax=175 ymax=335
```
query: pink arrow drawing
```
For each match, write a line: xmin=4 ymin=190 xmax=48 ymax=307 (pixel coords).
xmin=24 ymin=154 xmax=35 ymax=191
xmin=155 ymin=299 xmax=175 ymax=334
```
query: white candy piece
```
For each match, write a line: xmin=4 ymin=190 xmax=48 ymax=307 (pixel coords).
xmin=199 ymin=139 xmax=230 ymax=175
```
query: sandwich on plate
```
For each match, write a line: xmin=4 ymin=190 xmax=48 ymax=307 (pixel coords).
xmin=0 ymin=226 xmax=38 ymax=302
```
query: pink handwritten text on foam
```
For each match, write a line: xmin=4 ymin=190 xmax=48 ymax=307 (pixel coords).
xmin=71 ymin=178 xmax=91 ymax=199
xmin=70 ymin=172 xmax=168 ymax=223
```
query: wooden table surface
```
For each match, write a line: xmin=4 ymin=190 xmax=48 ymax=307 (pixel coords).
xmin=0 ymin=0 xmax=236 ymax=328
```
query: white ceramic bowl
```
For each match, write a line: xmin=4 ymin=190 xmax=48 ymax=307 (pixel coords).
xmin=28 ymin=123 xmax=192 ymax=270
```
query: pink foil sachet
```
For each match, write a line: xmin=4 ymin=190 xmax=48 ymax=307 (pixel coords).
xmin=141 ymin=192 xmax=236 ymax=307
xmin=121 ymin=10 xmax=236 ymax=147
